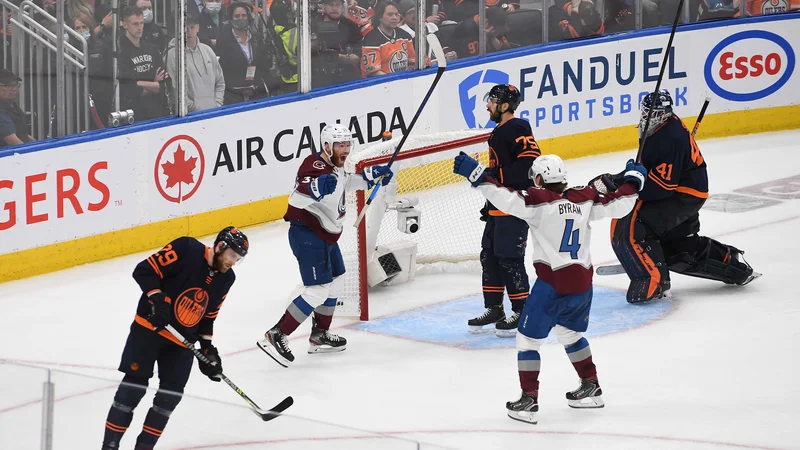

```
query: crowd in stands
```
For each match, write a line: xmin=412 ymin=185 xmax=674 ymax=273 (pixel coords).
xmin=0 ymin=0 xmax=796 ymax=148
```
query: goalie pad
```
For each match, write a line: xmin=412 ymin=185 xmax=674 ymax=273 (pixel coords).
xmin=666 ymin=237 xmax=756 ymax=286
xmin=610 ymin=204 xmax=670 ymax=303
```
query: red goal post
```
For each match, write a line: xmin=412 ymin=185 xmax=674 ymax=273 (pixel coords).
xmin=340 ymin=129 xmax=492 ymax=320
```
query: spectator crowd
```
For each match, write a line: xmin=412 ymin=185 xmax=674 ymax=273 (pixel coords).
xmin=0 ymin=0 xmax=796 ymax=148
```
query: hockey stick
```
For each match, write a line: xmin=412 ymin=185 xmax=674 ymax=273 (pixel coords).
xmin=598 ymin=97 xmax=711 ymax=276
xmin=635 ymin=0 xmax=686 ymax=163
xmin=353 ymin=33 xmax=448 ymax=228
xmin=164 ymin=325 xmax=293 ymax=421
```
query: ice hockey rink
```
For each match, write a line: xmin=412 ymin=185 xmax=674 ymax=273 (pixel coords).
xmin=1 ymin=129 xmax=799 ymax=450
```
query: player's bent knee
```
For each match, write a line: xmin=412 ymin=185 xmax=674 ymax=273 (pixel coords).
xmin=554 ymin=325 xmax=582 ymax=347
xmin=290 ymin=283 xmax=331 ymax=308
xmin=516 ymin=333 xmax=543 ymax=352
xmin=152 ymin=382 xmax=184 ymax=415
xmin=113 ymin=374 xmax=149 ymax=411
xmin=328 ymin=276 xmax=344 ymax=299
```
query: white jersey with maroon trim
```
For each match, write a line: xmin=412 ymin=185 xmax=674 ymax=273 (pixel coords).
xmin=476 ymin=178 xmax=639 ymax=294
xmin=284 ymin=154 xmax=369 ymax=243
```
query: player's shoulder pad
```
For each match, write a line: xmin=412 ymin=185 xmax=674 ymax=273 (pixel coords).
xmin=508 ymin=117 xmax=533 ymax=133
xmin=299 ymin=154 xmax=331 ymax=175
xmin=172 ymin=236 xmax=207 ymax=255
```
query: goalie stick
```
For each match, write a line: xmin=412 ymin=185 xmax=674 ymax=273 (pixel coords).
xmin=597 ymin=97 xmax=711 ymax=276
xmin=353 ymin=32 xmax=448 ymax=228
xmin=164 ymin=325 xmax=293 ymax=421
xmin=635 ymin=0 xmax=686 ymax=163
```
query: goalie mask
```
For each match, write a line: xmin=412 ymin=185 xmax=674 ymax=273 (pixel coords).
xmin=529 ymin=154 xmax=567 ymax=187
xmin=639 ymin=90 xmax=674 ymax=138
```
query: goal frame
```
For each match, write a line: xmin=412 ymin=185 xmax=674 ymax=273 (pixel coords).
xmin=352 ymin=132 xmax=491 ymax=320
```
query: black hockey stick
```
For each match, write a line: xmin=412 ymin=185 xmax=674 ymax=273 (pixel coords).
xmin=353 ymin=33 xmax=448 ymax=228
xmin=598 ymin=97 xmax=711 ymax=276
xmin=165 ymin=325 xmax=293 ymax=421
xmin=636 ymin=0 xmax=686 ymax=163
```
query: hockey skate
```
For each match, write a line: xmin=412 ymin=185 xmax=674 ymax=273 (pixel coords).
xmin=566 ymin=378 xmax=604 ymax=408
xmin=308 ymin=319 xmax=347 ymax=354
xmin=468 ymin=305 xmax=505 ymax=334
xmin=495 ymin=311 xmax=521 ymax=338
xmin=257 ymin=325 xmax=295 ymax=368
xmin=506 ymin=391 xmax=538 ymax=424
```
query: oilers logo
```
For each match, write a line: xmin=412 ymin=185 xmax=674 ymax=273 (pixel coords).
xmin=390 ymin=51 xmax=409 ymax=73
xmin=174 ymin=287 xmax=210 ymax=328
xmin=761 ymin=0 xmax=788 ymax=13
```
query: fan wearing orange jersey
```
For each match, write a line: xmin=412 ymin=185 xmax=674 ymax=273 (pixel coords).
xmin=361 ymin=1 xmax=417 ymax=77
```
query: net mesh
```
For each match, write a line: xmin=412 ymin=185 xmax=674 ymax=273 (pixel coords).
xmin=337 ymin=129 xmax=492 ymax=317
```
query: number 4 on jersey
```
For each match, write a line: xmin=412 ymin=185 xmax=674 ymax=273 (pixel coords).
xmin=560 ymin=219 xmax=580 ymax=259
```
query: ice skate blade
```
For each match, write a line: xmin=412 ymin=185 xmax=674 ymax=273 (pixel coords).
xmin=257 ymin=339 xmax=291 ymax=368
xmin=507 ymin=409 xmax=538 ymax=424
xmin=568 ymin=396 xmax=604 ymax=409
xmin=307 ymin=344 xmax=347 ymax=354
xmin=738 ymin=272 xmax=762 ymax=286
xmin=468 ymin=325 xmax=498 ymax=334
xmin=495 ymin=328 xmax=517 ymax=338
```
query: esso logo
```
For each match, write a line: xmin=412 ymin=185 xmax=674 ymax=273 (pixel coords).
xmin=704 ymin=30 xmax=794 ymax=102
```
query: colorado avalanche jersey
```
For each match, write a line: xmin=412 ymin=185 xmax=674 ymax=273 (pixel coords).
xmin=476 ymin=178 xmax=639 ymax=294
xmin=284 ymin=154 xmax=369 ymax=243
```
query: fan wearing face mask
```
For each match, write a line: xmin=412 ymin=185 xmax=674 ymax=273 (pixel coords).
xmin=129 ymin=0 xmax=167 ymax=52
xmin=72 ymin=12 xmax=113 ymax=130
xmin=197 ymin=0 xmax=227 ymax=49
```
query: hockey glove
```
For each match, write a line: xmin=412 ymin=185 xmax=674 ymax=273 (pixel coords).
xmin=362 ymin=165 xmax=394 ymax=188
xmin=310 ymin=174 xmax=337 ymax=200
xmin=623 ymin=159 xmax=647 ymax=192
xmin=198 ymin=345 xmax=223 ymax=382
xmin=147 ymin=292 xmax=172 ymax=329
xmin=453 ymin=151 xmax=486 ymax=187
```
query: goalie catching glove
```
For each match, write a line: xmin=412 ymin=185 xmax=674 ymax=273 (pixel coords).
xmin=453 ymin=151 xmax=486 ymax=187
xmin=590 ymin=159 xmax=646 ymax=193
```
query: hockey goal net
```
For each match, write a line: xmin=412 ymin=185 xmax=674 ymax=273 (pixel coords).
xmin=338 ymin=129 xmax=492 ymax=320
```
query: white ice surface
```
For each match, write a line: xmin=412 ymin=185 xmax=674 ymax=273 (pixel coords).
xmin=1 ymin=130 xmax=799 ymax=450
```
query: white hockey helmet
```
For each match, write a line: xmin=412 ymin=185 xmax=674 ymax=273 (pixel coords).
xmin=320 ymin=124 xmax=353 ymax=157
xmin=529 ymin=154 xmax=567 ymax=186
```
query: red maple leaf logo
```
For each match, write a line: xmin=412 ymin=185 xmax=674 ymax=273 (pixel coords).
xmin=161 ymin=144 xmax=197 ymax=202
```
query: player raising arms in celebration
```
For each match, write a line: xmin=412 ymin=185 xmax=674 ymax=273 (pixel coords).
xmin=257 ymin=124 xmax=393 ymax=367
xmin=102 ymin=227 xmax=248 ymax=450
xmin=453 ymin=152 xmax=646 ymax=424
xmin=609 ymin=91 xmax=758 ymax=303
xmin=468 ymin=84 xmax=539 ymax=337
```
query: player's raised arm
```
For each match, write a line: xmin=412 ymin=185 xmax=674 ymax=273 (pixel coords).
xmin=453 ymin=151 xmax=545 ymax=223
xmin=586 ymin=159 xmax=645 ymax=222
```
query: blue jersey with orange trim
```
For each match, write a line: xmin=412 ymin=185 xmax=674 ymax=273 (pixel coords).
xmin=132 ymin=236 xmax=235 ymax=347
xmin=640 ymin=116 xmax=709 ymax=202
xmin=485 ymin=117 xmax=540 ymax=213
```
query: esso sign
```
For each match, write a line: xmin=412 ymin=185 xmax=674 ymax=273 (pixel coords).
xmin=704 ymin=30 xmax=795 ymax=102
xmin=0 ymin=161 xmax=110 ymax=231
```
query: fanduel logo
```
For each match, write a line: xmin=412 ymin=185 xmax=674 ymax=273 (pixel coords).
xmin=458 ymin=69 xmax=509 ymax=128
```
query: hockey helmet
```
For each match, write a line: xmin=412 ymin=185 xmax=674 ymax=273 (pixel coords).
xmin=483 ymin=84 xmax=521 ymax=112
xmin=320 ymin=123 xmax=353 ymax=157
xmin=529 ymin=154 xmax=567 ymax=186
xmin=639 ymin=90 xmax=674 ymax=137
xmin=215 ymin=226 xmax=249 ymax=257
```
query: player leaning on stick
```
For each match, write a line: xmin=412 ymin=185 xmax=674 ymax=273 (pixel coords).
xmin=257 ymin=124 xmax=394 ymax=367
xmin=603 ymin=91 xmax=759 ymax=303
xmin=101 ymin=227 xmax=248 ymax=450
xmin=468 ymin=84 xmax=540 ymax=337
xmin=454 ymin=151 xmax=646 ymax=424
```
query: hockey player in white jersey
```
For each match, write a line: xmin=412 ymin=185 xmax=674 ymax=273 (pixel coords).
xmin=257 ymin=124 xmax=393 ymax=367
xmin=453 ymin=152 xmax=646 ymax=424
